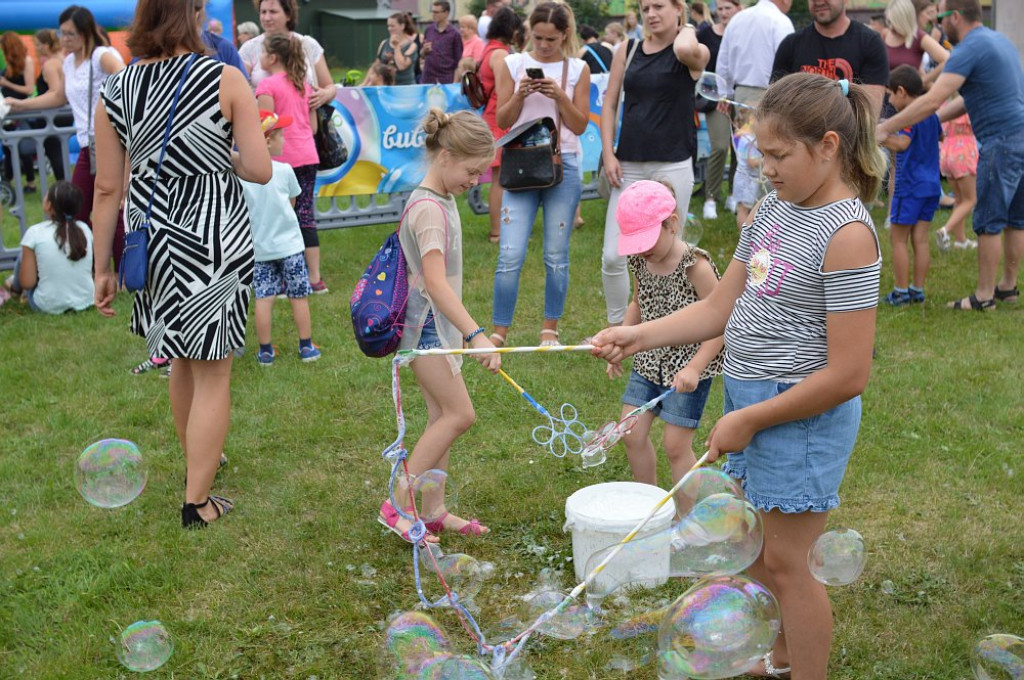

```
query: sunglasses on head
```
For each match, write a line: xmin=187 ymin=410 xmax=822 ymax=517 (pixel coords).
xmin=936 ymin=9 xmax=957 ymax=19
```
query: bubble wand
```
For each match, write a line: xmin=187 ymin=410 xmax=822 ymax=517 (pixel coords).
xmin=697 ymin=70 xmax=755 ymax=110
xmin=396 ymin=343 xmax=596 ymax=360
xmin=497 ymin=369 xmax=590 ymax=457
xmin=580 ymin=387 xmax=676 ymax=468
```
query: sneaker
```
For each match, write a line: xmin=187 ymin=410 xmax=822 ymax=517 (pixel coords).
xmin=953 ymin=239 xmax=978 ymax=250
xmin=130 ymin=358 xmax=168 ymax=375
xmin=310 ymin=280 xmax=329 ymax=295
xmin=233 ymin=346 xmax=246 ymax=358
xmin=883 ymin=217 xmax=891 ymax=230
xmin=160 ymin=362 xmax=172 ymax=378
xmin=299 ymin=344 xmax=322 ymax=362
xmin=725 ymin=195 xmax=738 ymax=214
xmin=935 ymin=228 xmax=951 ymax=252
xmin=883 ymin=289 xmax=911 ymax=306
xmin=908 ymin=288 xmax=926 ymax=304
xmin=703 ymin=199 xmax=718 ymax=220
xmin=256 ymin=346 xmax=277 ymax=366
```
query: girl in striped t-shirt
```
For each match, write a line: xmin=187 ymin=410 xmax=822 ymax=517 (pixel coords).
xmin=591 ymin=73 xmax=886 ymax=680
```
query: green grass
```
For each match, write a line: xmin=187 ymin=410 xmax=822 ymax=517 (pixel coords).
xmin=1 ymin=187 xmax=1021 ymax=678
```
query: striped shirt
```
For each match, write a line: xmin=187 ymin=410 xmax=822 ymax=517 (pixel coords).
xmin=724 ymin=192 xmax=879 ymax=382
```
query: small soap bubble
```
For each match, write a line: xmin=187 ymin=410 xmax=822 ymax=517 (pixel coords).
xmin=75 ymin=439 xmax=147 ymax=508
xmin=971 ymin=634 xmax=1024 ymax=680
xmin=880 ymin=579 xmax=895 ymax=595
xmin=408 ymin=469 xmax=458 ymax=522
xmin=419 ymin=551 xmax=488 ymax=605
xmin=684 ymin=213 xmax=704 ymax=247
xmin=657 ymin=575 xmax=781 ymax=680
xmin=419 ymin=654 xmax=495 ymax=679
xmin=807 ymin=529 xmax=866 ymax=586
xmin=116 ymin=621 xmax=173 ymax=672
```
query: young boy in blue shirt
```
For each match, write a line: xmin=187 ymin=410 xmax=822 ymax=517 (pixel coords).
xmin=882 ymin=65 xmax=942 ymax=306
xmin=240 ymin=111 xmax=321 ymax=365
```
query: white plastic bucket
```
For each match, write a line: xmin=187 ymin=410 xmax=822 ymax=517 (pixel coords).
xmin=564 ymin=482 xmax=676 ymax=590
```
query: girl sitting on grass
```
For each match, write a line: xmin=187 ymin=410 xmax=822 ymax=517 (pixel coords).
xmin=378 ymin=109 xmax=501 ymax=545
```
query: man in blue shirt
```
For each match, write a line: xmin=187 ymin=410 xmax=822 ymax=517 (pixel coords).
xmin=878 ymin=0 xmax=1024 ymax=311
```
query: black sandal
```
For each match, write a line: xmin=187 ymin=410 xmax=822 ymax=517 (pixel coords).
xmin=994 ymin=286 xmax=1019 ymax=303
xmin=181 ymin=495 xmax=233 ymax=529
xmin=949 ymin=294 xmax=995 ymax=311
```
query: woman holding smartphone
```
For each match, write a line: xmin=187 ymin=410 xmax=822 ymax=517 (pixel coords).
xmin=491 ymin=1 xmax=590 ymax=348
xmin=599 ymin=0 xmax=708 ymax=328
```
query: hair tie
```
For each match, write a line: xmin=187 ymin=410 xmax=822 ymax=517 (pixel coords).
xmin=838 ymin=79 xmax=850 ymax=97
xmin=65 ymin=214 xmax=75 ymax=222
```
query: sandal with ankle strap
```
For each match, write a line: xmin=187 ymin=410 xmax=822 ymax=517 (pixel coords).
xmin=748 ymin=651 xmax=790 ymax=679
xmin=181 ymin=495 xmax=233 ymax=529
xmin=539 ymin=329 xmax=560 ymax=347
xmin=489 ymin=332 xmax=506 ymax=348
xmin=995 ymin=286 xmax=1019 ymax=303
xmin=378 ymin=500 xmax=438 ymax=544
xmin=423 ymin=511 xmax=490 ymax=537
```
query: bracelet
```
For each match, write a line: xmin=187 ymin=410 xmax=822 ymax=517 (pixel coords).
xmin=464 ymin=327 xmax=486 ymax=343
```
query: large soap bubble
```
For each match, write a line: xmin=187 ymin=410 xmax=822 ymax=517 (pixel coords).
xmin=677 ymin=468 xmax=744 ymax=507
xmin=116 ymin=620 xmax=173 ymax=672
xmin=384 ymin=611 xmax=450 ymax=679
xmin=584 ymin=493 xmax=762 ymax=602
xmin=75 ymin=439 xmax=147 ymax=508
xmin=807 ymin=529 xmax=866 ymax=586
xmin=971 ymin=634 xmax=1024 ymax=680
xmin=518 ymin=589 xmax=592 ymax=640
xmin=417 ymin=654 xmax=496 ymax=679
xmin=657 ymin=575 xmax=781 ymax=680
xmin=419 ymin=549 xmax=489 ymax=605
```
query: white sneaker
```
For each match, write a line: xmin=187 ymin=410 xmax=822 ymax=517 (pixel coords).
xmin=703 ymin=199 xmax=718 ymax=220
xmin=935 ymin=228 xmax=951 ymax=252
xmin=725 ymin=195 xmax=738 ymax=213
xmin=883 ymin=217 xmax=891 ymax=230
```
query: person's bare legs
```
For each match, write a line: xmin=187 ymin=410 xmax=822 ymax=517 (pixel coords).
xmin=488 ymin=180 xmax=503 ymax=242
xmin=910 ymin=220 xmax=931 ymax=290
xmin=890 ymin=223 xmax=912 ymax=290
xmin=289 ymin=297 xmax=312 ymax=339
xmin=746 ymin=510 xmax=832 ymax=679
xmin=621 ymin=409 xmax=658 ymax=484
xmin=663 ymin=424 xmax=698 ymax=517
xmin=255 ymin=297 xmax=275 ymax=345
xmin=973 ymin=232 xmax=1002 ymax=301
xmin=942 ymin=175 xmax=976 ymax=244
xmin=169 ymin=357 xmax=194 ymax=453
xmin=177 ymin=356 xmax=234 ymax=523
xmin=998 ymin=228 xmax=1023 ymax=295
xmin=384 ymin=355 xmax=477 ymax=537
xmin=304 ymin=246 xmax=322 ymax=286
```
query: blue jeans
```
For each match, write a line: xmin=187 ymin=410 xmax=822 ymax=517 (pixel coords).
xmin=493 ymin=152 xmax=581 ymax=327
xmin=974 ymin=133 xmax=1024 ymax=235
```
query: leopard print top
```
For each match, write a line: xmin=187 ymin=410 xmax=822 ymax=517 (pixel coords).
xmin=629 ymin=245 xmax=725 ymax=387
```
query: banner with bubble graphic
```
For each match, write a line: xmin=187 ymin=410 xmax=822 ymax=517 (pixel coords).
xmin=316 ymin=76 xmax=707 ymax=197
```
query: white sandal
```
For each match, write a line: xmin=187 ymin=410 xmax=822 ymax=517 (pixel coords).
xmin=489 ymin=332 xmax=506 ymax=348
xmin=761 ymin=651 xmax=791 ymax=678
xmin=539 ymin=329 xmax=560 ymax=347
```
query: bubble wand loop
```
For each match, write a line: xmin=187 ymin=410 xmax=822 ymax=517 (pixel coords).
xmin=497 ymin=369 xmax=589 ymax=457
xmin=697 ymin=70 xmax=755 ymax=110
xmin=397 ymin=343 xmax=596 ymax=359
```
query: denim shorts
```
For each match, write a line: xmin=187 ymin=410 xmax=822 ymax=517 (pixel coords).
xmin=891 ymin=194 xmax=939 ymax=226
xmin=416 ymin=313 xmax=442 ymax=350
xmin=720 ymin=375 xmax=861 ymax=514
xmin=622 ymin=370 xmax=713 ymax=430
xmin=974 ymin=133 xmax=1024 ymax=235
xmin=253 ymin=252 xmax=312 ymax=299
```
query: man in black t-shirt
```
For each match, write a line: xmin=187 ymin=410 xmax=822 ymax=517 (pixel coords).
xmin=771 ymin=0 xmax=889 ymax=118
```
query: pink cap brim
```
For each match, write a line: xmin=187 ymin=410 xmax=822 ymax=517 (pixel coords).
xmin=618 ymin=226 xmax=661 ymax=257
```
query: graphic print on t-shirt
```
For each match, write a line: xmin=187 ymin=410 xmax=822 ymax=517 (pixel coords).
xmin=748 ymin=222 xmax=794 ymax=298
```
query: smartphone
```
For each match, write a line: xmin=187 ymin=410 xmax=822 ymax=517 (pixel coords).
xmin=526 ymin=67 xmax=545 ymax=80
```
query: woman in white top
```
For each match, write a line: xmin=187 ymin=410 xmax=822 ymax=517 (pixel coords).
xmin=491 ymin=1 xmax=590 ymax=348
xmin=238 ymin=0 xmax=337 ymax=107
xmin=4 ymin=5 xmax=125 ymax=267
xmin=12 ymin=181 xmax=94 ymax=314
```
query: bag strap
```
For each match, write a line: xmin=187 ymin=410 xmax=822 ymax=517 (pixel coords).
xmin=554 ymin=58 xmax=568 ymax=155
xmin=87 ymin=52 xmax=94 ymax=139
xmin=143 ymin=54 xmax=198 ymax=226
xmin=583 ymin=44 xmax=608 ymax=73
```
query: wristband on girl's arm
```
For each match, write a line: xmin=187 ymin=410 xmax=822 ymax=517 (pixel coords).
xmin=464 ymin=327 xmax=486 ymax=343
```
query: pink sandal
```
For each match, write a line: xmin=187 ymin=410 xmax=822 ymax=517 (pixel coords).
xmin=424 ymin=511 xmax=490 ymax=537
xmin=378 ymin=501 xmax=437 ymax=544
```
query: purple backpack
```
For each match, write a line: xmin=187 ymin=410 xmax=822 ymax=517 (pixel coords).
xmin=350 ymin=197 xmax=446 ymax=358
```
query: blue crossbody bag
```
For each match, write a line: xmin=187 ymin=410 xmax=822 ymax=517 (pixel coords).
xmin=119 ymin=54 xmax=198 ymax=292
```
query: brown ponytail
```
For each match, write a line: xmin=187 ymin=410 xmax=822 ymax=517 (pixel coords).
xmin=264 ymin=33 xmax=307 ymax=94
xmin=46 ymin=181 xmax=87 ymax=262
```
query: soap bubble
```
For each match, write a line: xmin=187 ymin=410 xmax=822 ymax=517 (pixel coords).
xmin=419 ymin=549 xmax=489 ymax=605
xmin=409 ymin=469 xmax=458 ymax=522
xmin=384 ymin=611 xmax=450 ymax=679
xmin=971 ymin=634 xmax=1024 ymax=680
xmin=684 ymin=213 xmax=704 ymax=246
xmin=418 ymin=654 xmax=496 ymax=679
xmin=807 ymin=529 xmax=866 ymax=586
xmin=677 ymin=468 xmax=743 ymax=507
xmin=116 ymin=620 xmax=173 ymax=672
xmin=697 ymin=71 xmax=729 ymax=102
xmin=75 ymin=439 xmax=147 ymax=508
xmin=657 ymin=575 xmax=781 ymax=680
xmin=519 ymin=589 xmax=592 ymax=640
xmin=584 ymin=493 xmax=762 ymax=601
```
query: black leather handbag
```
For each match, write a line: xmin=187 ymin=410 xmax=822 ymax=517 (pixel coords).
xmin=497 ymin=116 xmax=562 ymax=192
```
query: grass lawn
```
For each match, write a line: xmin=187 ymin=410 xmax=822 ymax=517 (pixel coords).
xmin=0 ymin=186 xmax=1021 ymax=678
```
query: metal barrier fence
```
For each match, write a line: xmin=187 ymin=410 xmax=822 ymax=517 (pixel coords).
xmin=2 ymin=107 xmax=704 ymax=271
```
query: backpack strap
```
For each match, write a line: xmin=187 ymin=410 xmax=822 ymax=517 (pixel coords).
xmin=583 ymin=44 xmax=608 ymax=73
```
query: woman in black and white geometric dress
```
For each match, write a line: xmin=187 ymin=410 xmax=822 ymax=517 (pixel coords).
xmin=91 ymin=0 xmax=271 ymax=528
